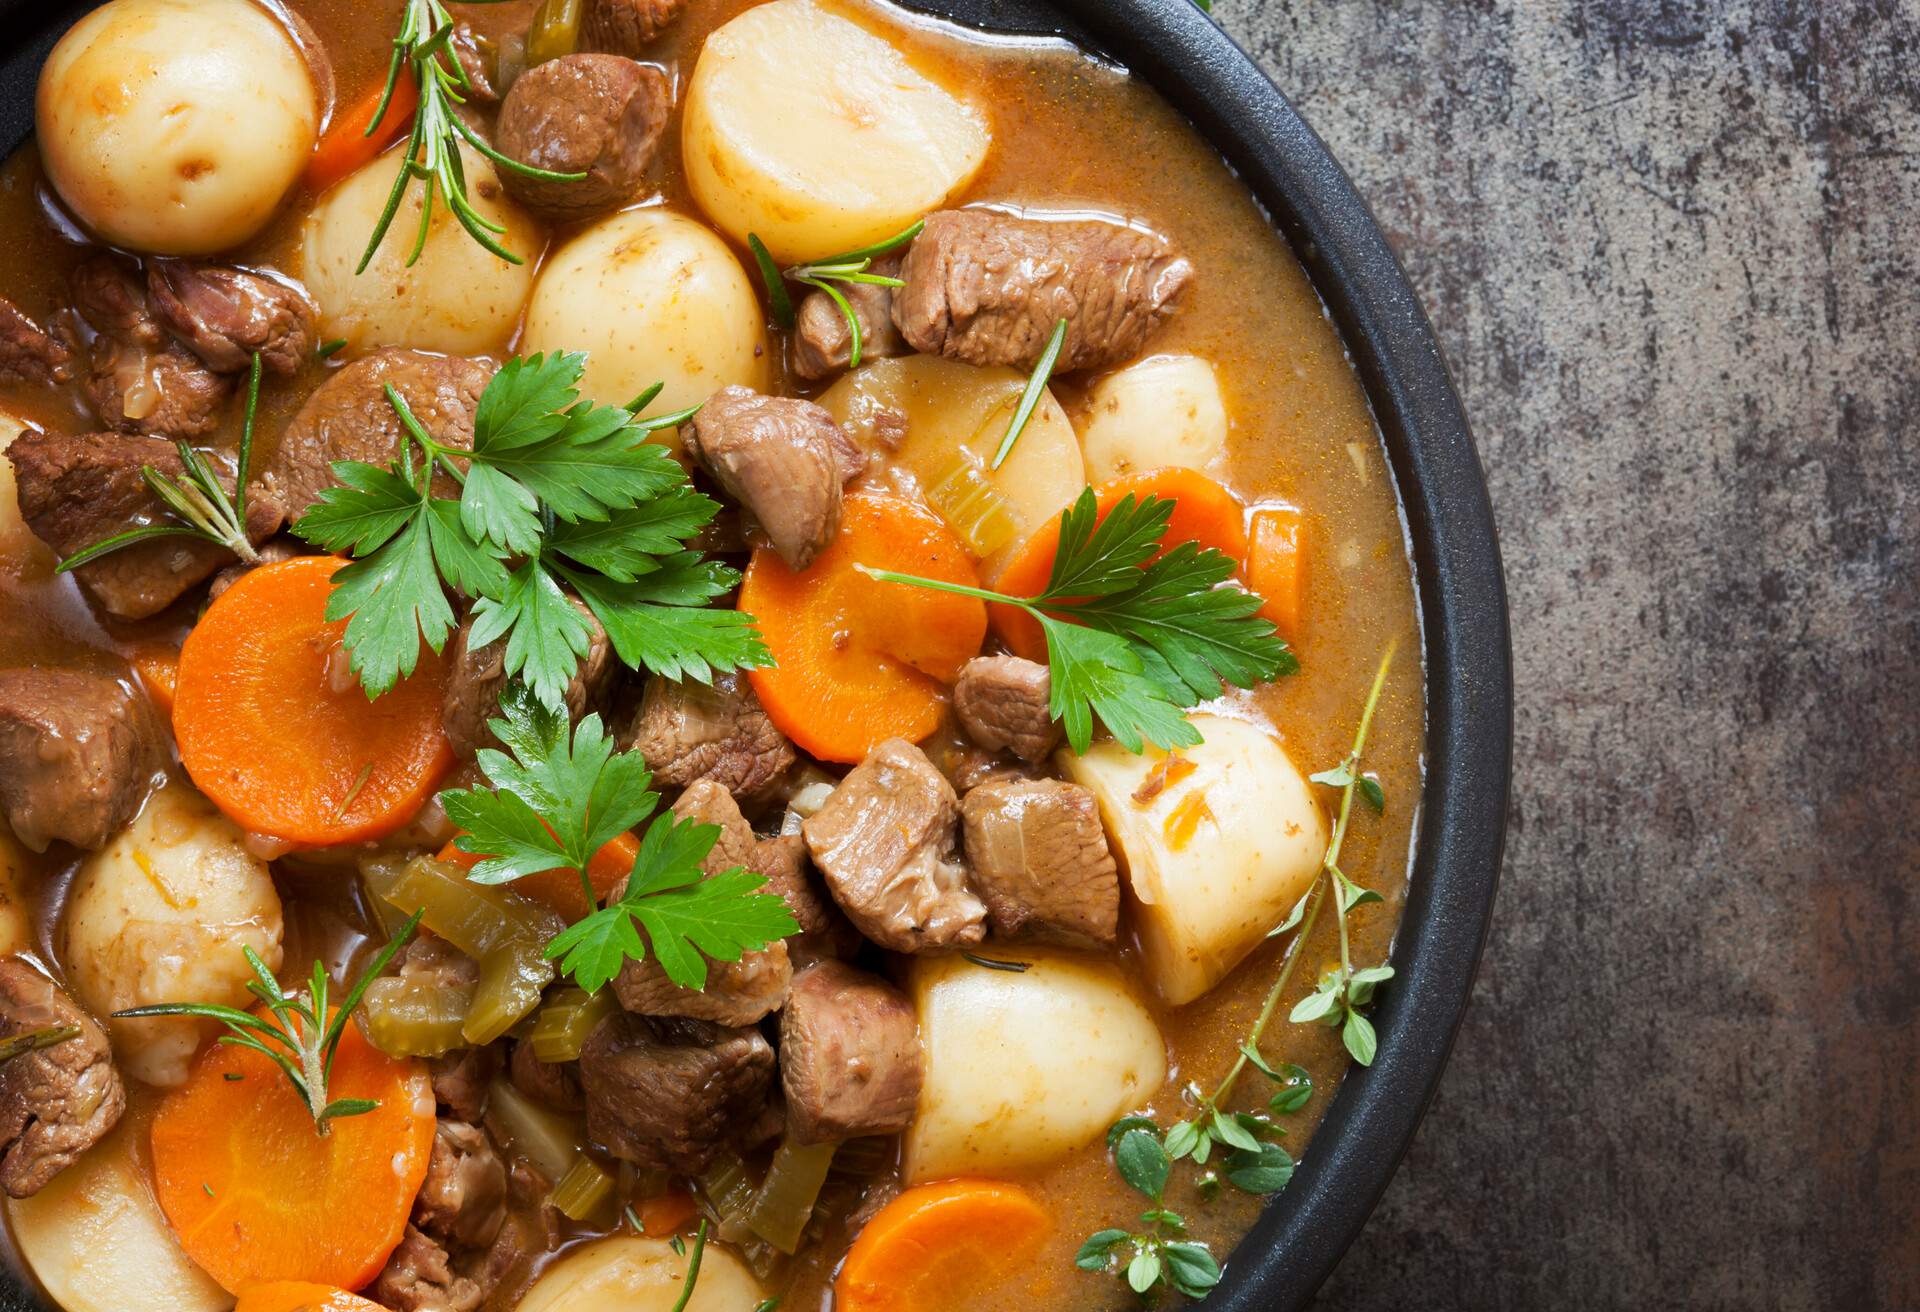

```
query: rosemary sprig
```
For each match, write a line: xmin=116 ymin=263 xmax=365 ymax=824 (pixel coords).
xmin=0 ymin=1025 xmax=82 ymax=1066
xmin=989 ymin=317 xmax=1068 ymax=469
xmin=668 ymin=1218 xmax=709 ymax=1312
xmin=748 ymin=220 xmax=924 ymax=369
xmin=115 ymin=911 xmax=421 ymax=1135
xmin=56 ymin=354 xmax=264 ymax=573
xmin=361 ymin=0 xmax=585 ymax=272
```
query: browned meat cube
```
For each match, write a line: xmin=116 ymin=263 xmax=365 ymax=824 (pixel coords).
xmin=495 ymin=54 xmax=671 ymax=223
xmin=373 ymin=1223 xmax=485 ymax=1312
xmin=959 ymin=776 xmax=1119 ymax=948
xmin=579 ymin=1013 xmax=775 ymax=1173
xmin=145 ymin=259 xmax=317 ymax=376
xmin=440 ymin=602 xmax=613 ymax=760
xmin=684 ymin=385 xmax=865 ymax=571
xmin=952 ymin=655 xmax=1060 ymax=762
xmin=614 ymin=671 xmax=796 ymax=807
xmin=70 ymin=255 xmax=234 ymax=439
xmin=791 ymin=254 xmax=908 ymax=380
xmin=582 ymin=0 xmax=689 ymax=53
xmin=779 ymin=960 xmax=921 ymax=1145
xmin=0 ymin=958 xmax=125 ymax=1198
xmin=0 ymin=297 xmax=72 ymax=387
xmin=412 ymin=1120 xmax=508 ymax=1251
xmin=508 ymin=1041 xmax=583 ymax=1113
xmin=893 ymin=209 xmax=1192 ymax=372
xmin=0 ymin=668 xmax=164 ymax=852
xmin=802 ymin=737 xmax=985 ymax=953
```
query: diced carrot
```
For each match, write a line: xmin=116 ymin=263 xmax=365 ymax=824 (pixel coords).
xmin=740 ymin=493 xmax=987 ymax=764
xmin=150 ymin=1010 xmax=436 ymax=1294
xmin=835 ymin=1179 xmax=1051 ymax=1312
xmin=235 ymin=1282 xmax=391 ymax=1312
xmin=305 ymin=73 xmax=419 ymax=194
xmin=174 ymin=556 xmax=453 ymax=847
xmin=1246 ymin=504 xmax=1307 ymax=640
xmin=131 ymin=646 xmax=179 ymax=719
xmin=435 ymin=829 xmax=638 ymax=921
xmin=991 ymin=468 xmax=1252 ymax=663
xmin=635 ymin=1188 xmax=699 ymax=1237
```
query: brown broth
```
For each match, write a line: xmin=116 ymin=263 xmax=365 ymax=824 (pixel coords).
xmin=0 ymin=1 xmax=1425 ymax=1308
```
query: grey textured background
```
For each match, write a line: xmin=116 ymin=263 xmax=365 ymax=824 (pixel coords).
xmin=1212 ymin=2 xmax=1920 ymax=1308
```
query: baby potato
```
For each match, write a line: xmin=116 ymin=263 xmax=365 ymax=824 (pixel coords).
xmin=816 ymin=355 xmax=1086 ymax=577
xmin=516 ymin=1236 xmax=764 ymax=1312
xmin=1078 ymin=355 xmax=1229 ymax=483
xmin=904 ymin=950 xmax=1164 ymax=1182
xmin=1061 ymin=713 xmax=1327 ymax=1006
xmin=9 ymin=1105 xmax=231 ymax=1312
xmin=37 ymin=0 xmax=317 ymax=255
xmin=63 ymin=782 xmax=284 ymax=1087
xmin=302 ymin=141 xmax=542 ymax=357
xmin=521 ymin=208 xmax=768 ymax=415
xmin=683 ymin=0 xmax=991 ymax=261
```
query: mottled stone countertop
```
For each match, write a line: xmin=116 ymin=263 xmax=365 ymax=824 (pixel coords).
xmin=1207 ymin=2 xmax=1918 ymax=1309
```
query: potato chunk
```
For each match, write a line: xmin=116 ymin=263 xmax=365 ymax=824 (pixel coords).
xmin=63 ymin=782 xmax=284 ymax=1087
xmin=1061 ymin=713 xmax=1328 ymax=1005
xmin=516 ymin=1235 xmax=765 ymax=1312
xmin=683 ymin=0 xmax=991 ymax=261
xmin=521 ymin=208 xmax=769 ymax=416
xmin=1078 ymin=355 xmax=1229 ymax=482
xmin=904 ymin=951 xmax=1164 ymax=1182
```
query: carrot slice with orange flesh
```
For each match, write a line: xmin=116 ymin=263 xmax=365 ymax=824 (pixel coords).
xmin=132 ymin=646 xmax=179 ymax=718
xmin=305 ymin=73 xmax=419 ymax=194
xmin=740 ymin=493 xmax=987 ymax=764
xmin=149 ymin=1010 xmax=435 ymax=1293
xmin=436 ymin=829 xmax=638 ymax=921
xmin=991 ymin=468 xmax=1251 ymax=662
xmin=1246 ymin=504 xmax=1307 ymax=640
xmin=175 ymin=555 xmax=453 ymax=846
xmin=835 ymin=1179 xmax=1051 ymax=1312
xmin=635 ymin=1188 xmax=699 ymax=1237
xmin=236 ymin=1282 xmax=392 ymax=1312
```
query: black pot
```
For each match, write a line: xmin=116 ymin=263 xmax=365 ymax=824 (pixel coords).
xmin=0 ymin=1 xmax=1512 ymax=1308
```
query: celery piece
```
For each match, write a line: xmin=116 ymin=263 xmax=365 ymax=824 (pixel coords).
xmin=526 ymin=0 xmax=582 ymax=65
xmin=464 ymin=939 xmax=555 ymax=1045
xmin=746 ymin=1137 xmax=838 ymax=1254
xmin=698 ymin=1146 xmax=761 ymax=1245
xmin=489 ymin=1079 xmax=583 ymax=1183
xmin=553 ymin=1155 xmax=616 ymax=1222
xmin=922 ymin=449 xmax=1018 ymax=557
xmin=529 ymin=987 xmax=619 ymax=1063
xmin=358 ymin=975 xmax=473 ymax=1057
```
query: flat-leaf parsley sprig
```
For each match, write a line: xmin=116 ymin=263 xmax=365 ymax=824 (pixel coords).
xmin=439 ymin=685 xmax=799 ymax=994
xmin=294 ymin=352 xmax=770 ymax=704
xmin=861 ymin=488 xmax=1294 ymax=753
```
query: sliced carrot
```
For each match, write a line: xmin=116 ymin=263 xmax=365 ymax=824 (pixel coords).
xmin=236 ymin=1282 xmax=391 ymax=1312
xmin=435 ymin=829 xmax=638 ymax=921
xmin=1246 ymin=504 xmax=1307 ymax=640
xmin=635 ymin=1188 xmax=699 ymax=1237
xmin=132 ymin=646 xmax=179 ymax=718
xmin=991 ymin=467 xmax=1251 ymax=662
xmin=740 ymin=493 xmax=987 ymax=764
xmin=175 ymin=555 xmax=453 ymax=847
xmin=835 ymin=1179 xmax=1051 ymax=1312
xmin=150 ymin=1009 xmax=435 ymax=1294
xmin=305 ymin=73 xmax=419 ymax=194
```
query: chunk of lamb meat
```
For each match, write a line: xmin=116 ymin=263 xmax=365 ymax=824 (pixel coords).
xmin=893 ymin=209 xmax=1193 ymax=371
xmin=7 ymin=430 xmax=283 ymax=619
xmin=0 ymin=298 xmax=72 ymax=387
xmin=252 ymin=349 xmax=494 ymax=526
xmin=612 ymin=781 xmax=792 ymax=1026
xmin=802 ymin=737 xmax=986 ymax=953
xmin=684 ymin=386 xmax=865 ymax=570
xmin=441 ymin=601 xmax=613 ymax=759
xmin=495 ymin=54 xmax=670 ymax=222
xmin=374 ymin=1224 xmax=485 ymax=1312
xmin=780 ymin=961 xmax=921 ymax=1144
xmin=791 ymin=254 xmax=907 ymax=380
xmin=508 ymin=1041 xmax=583 ymax=1113
xmin=0 ymin=959 xmax=125 ymax=1198
xmin=448 ymin=23 xmax=499 ymax=104
xmin=952 ymin=655 xmax=1060 ymax=762
xmin=0 ymin=667 xmax=164 ymax=852
xmin=756 ymin=830 xmax=863 ymax=966
xmin=614 ymin=671 xmax=796 ymax=807
xmin=579 ymin=1013 xmax=775 ymax=1173
xmin=960 ymin=776 xmax=1120 ymax=948
xmin=414 ymin=1120 xmax=508 ymax=1250
xmin=582 ymin=0 xmax=689 ymax=53
xmin=207 ymin=536 xmax=303 ymax=601
xmin=145 ymin=260 xmax=317 ymax=375
xmin=68 ymin=255 xmax=233 ymax=438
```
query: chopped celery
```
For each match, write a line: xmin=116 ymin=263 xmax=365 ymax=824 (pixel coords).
xmin=698 ymin=1146 xmax=761 ymax=1245
xmin=488 ymin=1079 xmax=583 ymax=1183
xmin=740 ymin=1236 xmax=791 ymax=1285
xmin=358 ymin=975 xmax=473 ymax=1057
xmin=552 ymin=1156 xmax=616 ymax=1222
xmin=923 ymin=449 xmax=1018 ymax=557
xmin=529 ymin=987 xmax=618 ymax=1063
xmin=465 ymin=939 xmax=555 ymax=1045
xmin=364 ymin=856 xmax=563 ymax=961
xmin=746 ymin=1137 xmax=838 ymax=1254
xmin=526 ymin=0 xmax=582 ymax=64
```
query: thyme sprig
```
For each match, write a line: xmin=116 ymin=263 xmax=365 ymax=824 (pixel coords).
xmin=748 ymin=220 xmax=924 ymax=369
xmin=115 ymin=911 xmax=421 ymax=1136
xmin=1075 ymin=1125 xmax=1223 ymax=1301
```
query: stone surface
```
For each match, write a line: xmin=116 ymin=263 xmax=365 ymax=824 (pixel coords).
xmin=1212 ymin=1 xmax=1920 ymax=1308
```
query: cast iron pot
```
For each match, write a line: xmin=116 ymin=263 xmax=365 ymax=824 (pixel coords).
xmin=0 ymin=1 xmax=1512 ymax=1307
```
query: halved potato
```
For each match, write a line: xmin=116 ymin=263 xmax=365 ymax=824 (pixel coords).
xmin=1060 ymin=713 xmax=1327 ymax=1005
xmin=1078 ymin=355 xmax=1229 ymax=482
xmin=816 ymin=355 xmax=1085 ymax=578
xmin=683 ymin=0 xmax=991 ymax=261
xmin=516 ymin=1236 xmax=764 ymax=1312
xmin=904 ymin=950 xmax=1164 ymax=1182
xmin=521 ymin=208 xmax=769 ymax=416
xmin=0 ymin=413 xmax=44 ymax=570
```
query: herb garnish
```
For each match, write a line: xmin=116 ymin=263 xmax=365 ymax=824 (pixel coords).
xmin=440 ymin=686 xmax=799 ymax=994
xmin=1075 ymin=1124 xmax=1223 ymax=1301
xmin=294 ymin=352 xmax=770 ymax=703
xmin=115 ymin=911 xmax=421 ymax=1135
xmin=668 ymin=1218 xmax=710 ymax=1312
xmin=0 ymin=1025 xmax=81 ymax=1066
xmin=361 ymin=0 xmax=585 ymax=271
xmin=57 ymin=354 xmax=264 ymax=574
xmin=748 ymin=221 xmax=923 ymax=369
xmin=989 ymin=317 xmax=1068 ymax=470
xmin=861 ymin=489 xmax=1293 ymax=752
